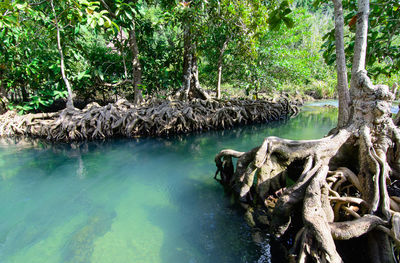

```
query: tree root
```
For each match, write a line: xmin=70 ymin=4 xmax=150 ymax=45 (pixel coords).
xmin=0 ymin=98 xmax=298 ymax=141
xmin=214 ymin=82 xmax=400 ymax=262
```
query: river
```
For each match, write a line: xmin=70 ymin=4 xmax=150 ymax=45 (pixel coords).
xmin=0 ymin=104 xmax=337 ymax=263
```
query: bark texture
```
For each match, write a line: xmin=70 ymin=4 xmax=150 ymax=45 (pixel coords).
xmin=350 ymin=0 xmax=369 ymax=92
xmin=333 ymin=0 xmax=351 ymax=128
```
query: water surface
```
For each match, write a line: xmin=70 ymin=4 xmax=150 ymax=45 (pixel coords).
xmin=306 ymin=99 xmax=399 ymax=114
xmin=0 ymin=106 xmax=337 ymax=263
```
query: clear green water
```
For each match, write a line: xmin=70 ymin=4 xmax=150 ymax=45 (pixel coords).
xmin=0 ymin=106 xmax=337 ymax=263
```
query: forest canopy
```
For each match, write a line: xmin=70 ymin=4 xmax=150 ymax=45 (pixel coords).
xmin=0 ymin=0 xmax=398 ymax=113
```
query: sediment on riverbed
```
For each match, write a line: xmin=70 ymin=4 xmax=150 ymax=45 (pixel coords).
xmin=0 ymin=98 xmax=298 ymax=141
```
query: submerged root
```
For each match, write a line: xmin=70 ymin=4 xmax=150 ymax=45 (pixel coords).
xmin=0 ymin=98 xmax=297 ymax=141
xmin=214 ymin=82 xmax=400 ymax=262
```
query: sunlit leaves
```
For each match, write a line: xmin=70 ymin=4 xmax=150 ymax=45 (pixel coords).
xmin=0 ymin=0 xmax=119 ymax=113
xmin=0 ymin=0 xmax=30 ymax=28
xmin=320 ymin=0 xmax=400 ymax=79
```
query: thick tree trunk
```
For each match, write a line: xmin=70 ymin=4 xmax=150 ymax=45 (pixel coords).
xmin=333 ymin=0 xmax=351 ymax=128
xmin=216 ymin=75 xmax=399 ymax=263
xmin=350 ymin=0 xmax=369 ymax=92
xmin=129 ymin=26 xmax=143 ymax=104
xmin=192 ymin=56 xmax=202 ymax=93
xmin=216 ymin=36 xmax=230 ymax=100
xmin=350 ymin=1 xmax=396 ymax=261
xmin=50 ymin=0 xmax=74 ymax=109
xmin=214 ymin=0 xmax=400 ymax=262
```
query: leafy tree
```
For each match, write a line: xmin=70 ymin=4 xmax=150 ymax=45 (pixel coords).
xmin=202 ymin=0 xmax=271 ymax=99
xmin=136 ymin=4 xmax=183 ymax=97
xmin=176 ymin=0 xmax=294 ymax=100
xmin=99 ymin=0 xmax=146 ymax=104
xmin=170 ymin=0 xmax=210 ymax=100
xmin=0 ymin=1 xmax=29 ymax=112
xmin=203 ymin=6 xmax=334 ymax=99
xmin=321 ymin=0 xmax=400 ymax=80
xmin=48 ymin=0 xmax=115 ymax=108
xmin=0 ymin=0 xmax=114 ymax=112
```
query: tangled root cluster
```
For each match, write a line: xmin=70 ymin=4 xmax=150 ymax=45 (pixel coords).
xmin=0 ymin=98 xmax=298 ymax=141
xmin=215 ymin=73 xmax=400 ymax=262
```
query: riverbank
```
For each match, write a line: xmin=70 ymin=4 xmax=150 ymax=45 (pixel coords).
xmin=0 ymin=98 xmax=298 ymax=141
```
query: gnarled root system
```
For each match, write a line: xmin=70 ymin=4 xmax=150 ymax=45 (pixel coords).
xmin=215 ymin=75 xmax=400 ymax=262
xmin=0 ymin=98 xmax=297 ymax=141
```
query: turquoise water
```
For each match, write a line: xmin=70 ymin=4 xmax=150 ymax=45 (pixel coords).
xmin=0 ymin=106 xmax=337 ymax=263
xmin=306 ymin=99 xmax=400 ymax=114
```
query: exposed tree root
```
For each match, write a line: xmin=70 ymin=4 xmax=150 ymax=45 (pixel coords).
xmin=215 ymin=77 xmax=400 ymax=262
xmin=0 ymin=98 xmax=297 ymax=141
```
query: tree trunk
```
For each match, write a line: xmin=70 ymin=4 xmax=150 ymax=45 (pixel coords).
xmin=50 ymin=0 xmax=74 ymax=110
xmin=182 ymin=24 xmax=193 ymax=101
xmin=216 ymin=36 xmax=230 ymax=100
xmin=21 ymin=86 xmax=28 ymax=102
xmin=214 ymin=0 xmax=400 ymax=262
xmin=0 ymin=79 xmax=8 ymax=114
xmin=350 ymin=0 xmax=369 ymax=92
xmin=333 ymin=0 xmax=351 ymax=128
xmin=351 ymin=1 xmax=396 ymax=261
xmin=178 ymin=23 xmax=211 ymax=101
xmin=121 ymin=28 xmax=128 ymax=80
xmin=129 ymin=25 xmax=143 ymax=104
xmin=216 ymin=63 xmax=222 ymax=99
xmin=192 ymin=56 xmax=202 ymax=93
xmin=98 ymin=1 xmax=137 ymax=102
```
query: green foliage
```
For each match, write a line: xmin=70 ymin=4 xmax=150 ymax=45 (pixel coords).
xmin=0 ymin=7 xmax=62 ymax=111
xmin=321 ymin=0 xmax=400 ymax=80
xmin=5 ymin=0 xmax=392 ymax=113
xmin=137 ymin=4 xmax=183 ymax=96
xmin=198 ymin=0 xmax=297 ymax=96
xmin=260 ymin=8 xmax=335 ymax=89
xmin=0 ymin=0 xmax=117 ymax=113
xmin=0 ymin=0 xmax=29 ymax=28
xmin=200 ymin=7 xmax=336 ymax=98
xmin=9 ymin=90 xmax=68 ymax=114
xmin=269 ymin=0 xmax=295 ymax=30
